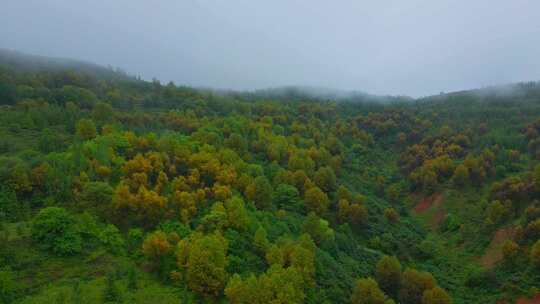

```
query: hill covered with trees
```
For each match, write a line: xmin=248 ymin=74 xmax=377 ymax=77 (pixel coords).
xmin=0 ymin=51 xmax=539 ymax=304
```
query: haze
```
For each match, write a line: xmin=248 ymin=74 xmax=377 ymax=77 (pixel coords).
xmin=1 ymin=0 xmax=539 ymax=97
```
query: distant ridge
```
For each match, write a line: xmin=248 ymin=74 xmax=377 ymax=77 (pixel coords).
xmin=0 ymin=48 xmax=132 ymax=80
xmin=1 ymin=48 xmax=538 ymax=103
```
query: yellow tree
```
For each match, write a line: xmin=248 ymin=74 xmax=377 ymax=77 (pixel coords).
xmin=314 ymin=166 xmax=337 ymax=193
xmin=422 ymin=287 xmax=451 ymax=304
xmin=351 ymin=278 xmax=392 ymax=304
xmin=176 ymin=233 xmax=229 ymax=297
xmin=142 ymin=230 xmax=172 ymax=268
xmin=399 ymin=268 xmax=436 ymax=304
xmin=76 ymin=118 xmax=97 ymax=140
xmin=304 ymin=186 xmax=329 ymax=215
xmin=451 ymin=164 xmax=469 ymax=187
xmin=375 ymin=255 xmax=401 ymax=297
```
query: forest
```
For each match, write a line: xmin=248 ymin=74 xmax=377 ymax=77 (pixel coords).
xmin=1 ymin=51 xmax=540 ymax=304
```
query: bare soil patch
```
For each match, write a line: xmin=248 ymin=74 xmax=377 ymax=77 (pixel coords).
xmin=479 ymin=226 xmax=517 ymax=269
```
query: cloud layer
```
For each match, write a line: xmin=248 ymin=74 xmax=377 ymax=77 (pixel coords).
xmin=2 ymin=0 xmax=539 ymax=97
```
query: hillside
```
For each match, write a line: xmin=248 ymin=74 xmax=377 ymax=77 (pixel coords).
xmin=0 ymin=49 xmax=132 ymax=80
xmin=1 ymin=51 xmax=540 ymax=304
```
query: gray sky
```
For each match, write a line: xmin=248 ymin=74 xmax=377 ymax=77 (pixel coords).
xmin=1 ymin=0 xmax=539 ymax=97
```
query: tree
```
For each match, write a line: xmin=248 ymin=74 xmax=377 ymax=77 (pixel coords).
xmin=0 ymin=188 xmax=19 ymax=222
xmin=31 ymin=207 xmax=82 ymax=255
xmin=410 ymin=167 xmax=437 ymax=192
xmin=501 ymin=240 xmax=519 ymax=262
xmin=376 ymin=255 xmax=402 ymax=297
xmin=399 ymin=268 xmax=436 ymax=304
xmin=38 ymin=128 xmax=65 ymax=153
xmin=304 ymin=186 xmax=329 ymax=215
xmin=351 ymin=278 xmax=390 ymax=304
xmin=142 ymin=230 xmax=172 ymax=269
xmin=301 ymin=212 xmax=334 ymax=245
xmin=314 ymin=166 xmax=337 ymax=192
xmin=531 ymin=240 xmax=540 ymax=268
xmin=337 ymin=185 xmax=353 ymax=202
xmin=451 ymin=164 xmax=469 ymax=187
xmin=75 ymin=118 xmax=97 ymax=140
xmin=225 ymin=196 xmax=249 ymax=231
xmin=463 ymin=155 xmax=486 ymax=186
xmin=201 ymin=202 xmax=228 ymax=231
xmin=274 ymin=184 xmax=302 ymax=212
xmin=176 ymin=233 xmax=229 ymax=297
xmin=337 ymin=199 xmax=350 ymax=223
xmin=266 ymin=244 xmax=284 ymax=267
xmin=0 ymin=268 xmax=17 ymax=304
xmin=254 ymin=226 xmax=270 ymax=253
xmin=245 ymin=176 xmax=273 ymax=209
xmin=98 ymin=224 xmax=125 ymax=254
xmin=56 ymin=85 xmax=98 ymax=108
xmin=6 ymin=164 xmax=32 ymax=195
xmin=92 ymin=101 xmax=114 ymax=123
xmin=102 ymin=272 xmax=121 ymax=303
xmin=385 ymin=183 xmax=402 ymax=203
xmin=225 ymin=265 xmax=305 ymax=304
xmin=348 ymin=203 xmax=368 ymax=227
xmin=422 ymin=287 xmax=451 ymax=304
xmin=79 ymin=181 xmax=113 ymax=213
xmin=384 ymin=208 xmax=399 ymax=223
xmin=485 ymin=200 xmax=509 ymax=225
xmin=126 ymin=267 xmax=138 ymax=290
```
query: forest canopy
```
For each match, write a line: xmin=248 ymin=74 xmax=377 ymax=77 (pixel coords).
xmin=1 ymin=52 xmax=540 ymax=303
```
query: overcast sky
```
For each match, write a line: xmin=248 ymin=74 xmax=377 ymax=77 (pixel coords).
xmin=1 ymin=0 xmax=539 ymax=97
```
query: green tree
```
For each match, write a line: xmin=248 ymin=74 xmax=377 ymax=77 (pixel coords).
xmin=176 ymin=233 xmax=229 ymax=297
xmin=76 ymin=118 xmax=97 ymax=140
xmin=485 ymin=200 xmax=509 ymax=225
xmin=0 ymin=268 xmax=17 ymax=304
xmin=301 ymin=212 xmax=334 ymax=245
xmin=225 ymin=265 xmax=305 ymax=304
xmin=531 ymin=240 xmax=540 ymax=268
xmin=31 ymin=207 xmax=82 ymax=255
xmin=92 ymin=102 xmax=114 ymax=123
xmin=98 ymin=224 xmax=125 ymax=254
xmin=274 ymin=184 xmax=302 ymax=212
xmin=245 ymin=176 xmax=273 ymax=209
xmin=126 ymin=267 xmax=138 ymax=290
xmin=385 ymin=183 xmax=402 ymax=203
xmin=337 ymin=185 xmax=353 ymax=202
xmin=79 ymin=181 xmax=113 ymax=213
xmin=38 ymin=128 xmax=64 ymax=153
xmin=102 ymin=272 xmax=121 ymax=303
xmin=254 ymin=226 xmax=270 ymax=253
xmin=0 ymin=188 xmax=19 ymax=222
xmin=225 ymin=196 xmax=249 ymax=231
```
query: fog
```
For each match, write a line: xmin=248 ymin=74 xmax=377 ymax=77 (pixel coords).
xmin=1 ymin=0 xmax=539 ymax=97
